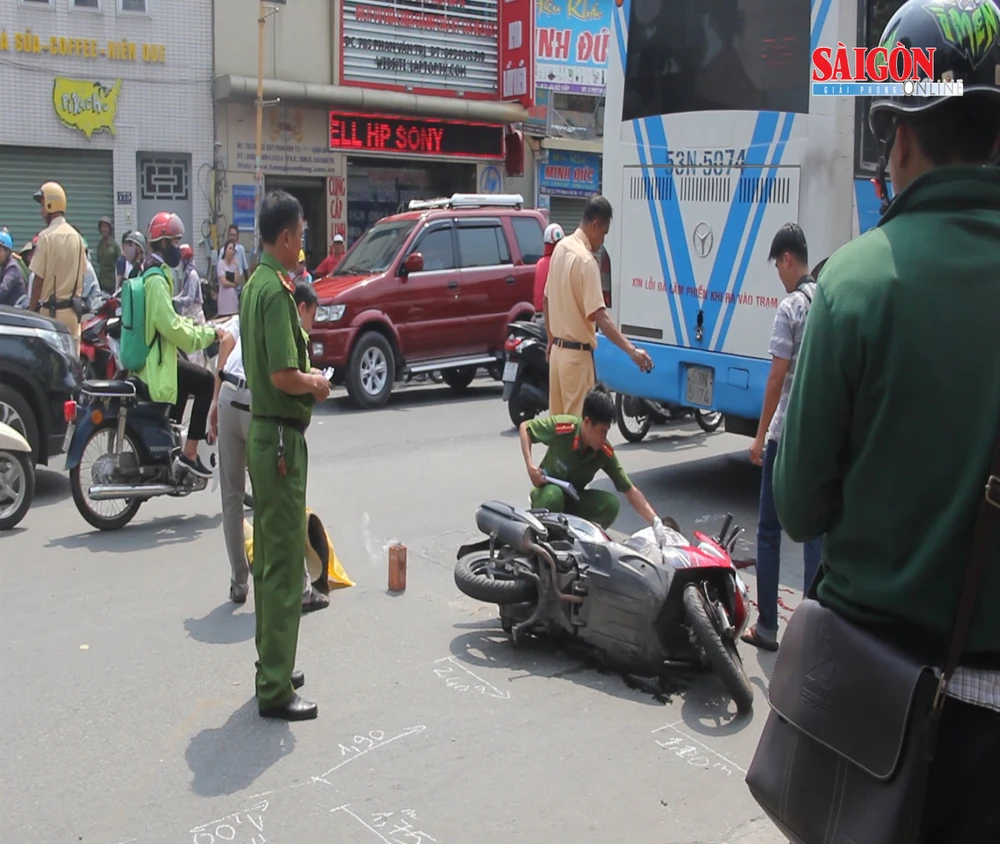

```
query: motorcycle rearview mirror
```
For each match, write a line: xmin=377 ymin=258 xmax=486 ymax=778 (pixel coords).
xmin=726 ymin=526 xmax=745 ymax=554
xmin=717 ymin=513 xmax=733 ymax=546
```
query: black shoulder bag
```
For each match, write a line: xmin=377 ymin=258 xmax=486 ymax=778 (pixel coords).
xmin=745 ymin=422 xmax=1000 ymax=844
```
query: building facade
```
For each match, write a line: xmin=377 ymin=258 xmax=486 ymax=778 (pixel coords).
xmin=0 ymin=0 xmax=214 ymax=257
xmin=212 ymin=0 xmax=534 ymax=266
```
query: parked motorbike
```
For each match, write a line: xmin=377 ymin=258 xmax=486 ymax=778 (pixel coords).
xmin=615 ymin=393 xmax=722 ymax=443
xmin=80 ymin=295 xmax=121 ymax=381
xmin=0 ymin=421 xmax=34 ymax=531
xmin=454 ymin=501 xmax=753 ymax=712
xmin=501 ymin=319 xmax=549 ymax=427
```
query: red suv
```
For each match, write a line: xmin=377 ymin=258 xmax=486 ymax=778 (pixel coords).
xmin=309 ymin=194 xmax=546 ymax=409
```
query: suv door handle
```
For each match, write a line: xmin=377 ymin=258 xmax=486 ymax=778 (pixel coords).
xmin=447 ymin=281 xmax=459 ymax=289
xmin=505 ymin=276 xmax=516 ymax=285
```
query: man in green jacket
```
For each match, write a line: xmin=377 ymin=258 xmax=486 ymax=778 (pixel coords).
xmin=241 ymin=190 xmax=330 ymax=721
xmin=773 ymin=1 xmax=1000 ymax=838
xmin=136 ymin=211 xmax=223 ymax=478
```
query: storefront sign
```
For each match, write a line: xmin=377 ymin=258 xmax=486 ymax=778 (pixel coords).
xmin=539 ymin=149 xmax=600 ymax=197
xmin=0 ymin=30 xmax=166 ymax=63
xmin=328 ymin=113 xmax=504 ymax=159
xmin=479 ymin=164 xmax=503 ymax=194
xmin=499 ymin=0 xmax=534 ymax=107
xmin=232 ymin=184 xmax=257 ymax=230
xmin=231 ymin=107 xmax=344 ymax=176
xmin=52 ymin=77 xmax=122 ymax=139
xmin=535 ymin=0 xmax=611 ymax=95
xmin=327 ymin=155 xmax=348 ymax=243
xmin=340 ymin=0 xmax=499 ymax=98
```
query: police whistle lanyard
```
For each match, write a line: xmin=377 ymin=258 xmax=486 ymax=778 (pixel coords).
xmin=871 ymin=127 xmax=897 ymax=217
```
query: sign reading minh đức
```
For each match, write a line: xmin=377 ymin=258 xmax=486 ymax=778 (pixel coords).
xmin=52 ymin=77 xmax=122 ymax=139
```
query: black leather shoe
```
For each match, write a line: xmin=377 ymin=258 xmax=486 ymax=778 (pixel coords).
xmin=291 ymin=669 xmax=305 ymax=690
xmin=259 ymin=693 xmax=317 ymax=721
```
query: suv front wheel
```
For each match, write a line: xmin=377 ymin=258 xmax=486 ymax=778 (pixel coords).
xmin=346 ymin=331 xmax=395 ymax=409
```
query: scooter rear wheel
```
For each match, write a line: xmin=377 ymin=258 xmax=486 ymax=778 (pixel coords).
xmin=455 ymin=552 xmax=536 ymax=604
xmin=70 ymin=421 xmax=144 ymax=531
xmin=682 ymin=583 xmax=754 ymax=714
xmin=507 ymin=390 xmax=539 ymax=428
xmin=615 ymin=393 xmax=652 ymax=443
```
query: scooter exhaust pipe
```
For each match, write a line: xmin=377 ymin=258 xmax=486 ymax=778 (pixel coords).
xmin=88 ymin=483 xmax=176 ymax=501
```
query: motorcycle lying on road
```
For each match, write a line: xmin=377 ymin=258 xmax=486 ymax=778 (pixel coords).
xmin=454 ymin=501 xmax=754 ymax=712
xmin=0 ymin=420 xmax=34 ymax=531
xmin=501 ymin=319 xmax=549 ymax=428
xmin=615 ymin=393 xmax=722 ymax=443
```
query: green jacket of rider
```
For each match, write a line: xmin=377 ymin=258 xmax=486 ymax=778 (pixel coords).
xmin=773 ymin=165 xmax=1000 ymax=665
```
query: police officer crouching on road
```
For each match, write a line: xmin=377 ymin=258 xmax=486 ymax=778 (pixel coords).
xmin=520 ymin=384 xmax=672 ymax=546
xmin=242 ymin=190 xmax=331 ymax=722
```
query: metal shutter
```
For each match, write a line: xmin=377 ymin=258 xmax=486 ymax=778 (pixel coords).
xmin=547 ymin=197 xmax=586 ymax=235
xmin=0 ymin=146 xmax=114 ymax=252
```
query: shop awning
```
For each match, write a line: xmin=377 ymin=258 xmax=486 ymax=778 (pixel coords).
xmin=214 ymin=75 xmax=528 ymax=125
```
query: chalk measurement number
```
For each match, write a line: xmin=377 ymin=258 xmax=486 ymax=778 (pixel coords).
xmin=434 ymin=664 xmax=484 ymax=694
xmin=655 ymin=735 xmax=733 ymax=776
xmin=339 ymin=729 xmax=386 ymax=757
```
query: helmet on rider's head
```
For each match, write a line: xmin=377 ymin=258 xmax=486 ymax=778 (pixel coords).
xmin=543 ymin=223 xmax=565 ymax=245
xmin=146 ymin=211 xmax=185 ymax=245
xmin=0 ymin=230 xmax=13 ymax=252
xmin=179 ymin=243 xmax=194 ymax=262
xmin=868 ymin=0 xmax=1000 ymax=209
xmin=33 ymin=181 xmax=67 ymax=214
xmin=869 ymin=0 xmax=1000 ymax=132
xmin=124 ymin=230 xmax=147 ymax=251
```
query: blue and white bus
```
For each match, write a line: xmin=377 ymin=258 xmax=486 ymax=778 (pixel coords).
xmin=595 ymin=0 xmax=903 ymax=435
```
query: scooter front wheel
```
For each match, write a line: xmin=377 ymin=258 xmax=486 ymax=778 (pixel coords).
xmin=615 ymin=393 xmax=652 ymax=443
xmin=507 ymin=389 xmax=539 ymax=428
xmin=694 ymin=410 xmax=723 ymax=433
xmin=0 ymin=449 xmax=34 ymax=531
xmin=683 ymin=583 xmax=754 ymax=714
xmin=455 ymin=552 xmax=536 ymax=604
xmin=70 ymin=421 xmax=144 ymax=531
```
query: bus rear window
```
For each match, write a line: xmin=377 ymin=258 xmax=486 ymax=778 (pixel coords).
xmin=622 ymin=0 xmax=811 ymax=122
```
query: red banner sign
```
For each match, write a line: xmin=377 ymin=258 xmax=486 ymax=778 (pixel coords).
xmin=498 ymin=0 xmax=534 ymax=107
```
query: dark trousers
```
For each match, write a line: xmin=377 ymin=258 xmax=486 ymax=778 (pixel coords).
xmin=756 ymin=439 xmax=822 ymax=630
xmin=919 ymin=697 xmax=1000 ymax=842
xmin=170 ymin=359 xmax=214 ymax=441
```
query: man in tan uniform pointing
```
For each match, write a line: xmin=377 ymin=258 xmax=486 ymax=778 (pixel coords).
xmin=543 ymin=195 xmax=652 ymax=416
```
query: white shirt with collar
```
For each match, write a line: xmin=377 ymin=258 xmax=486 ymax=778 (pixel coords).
xmin=222 ymin=316 xmax=246 ymax=381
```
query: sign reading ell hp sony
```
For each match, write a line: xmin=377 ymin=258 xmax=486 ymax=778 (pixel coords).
xmin=329 ymin=113 xmax=504 ymax=159
xmin=340 ymin=0 xmax=499 ymax=97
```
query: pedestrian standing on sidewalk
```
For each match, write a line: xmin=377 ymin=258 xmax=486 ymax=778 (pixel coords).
xmin=96 ymin=216 xmax=120 ymax=294
xmin=241 ymin=190 xmax=330 ymax=721
xmin=209 ymin=281 xmax=329 ymax=613
xmin=543 ymin=195 xmax=652 ymax=417
xmin=741 ymin=223 xmax=822 ymax=652
xmin=216 ymin=241 xmax=242 ymax=316
xmin=28 ymin=182 xmax=86 ymax=355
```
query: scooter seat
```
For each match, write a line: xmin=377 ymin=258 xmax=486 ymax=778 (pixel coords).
xmin=81 ymin=379 xmax=137 ymax=398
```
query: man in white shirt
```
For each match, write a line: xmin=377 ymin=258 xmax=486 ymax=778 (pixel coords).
xmin=208 ymin=282 xmax=330 ymax=611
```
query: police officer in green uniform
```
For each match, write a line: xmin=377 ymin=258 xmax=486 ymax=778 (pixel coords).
xmin=520 ymin=384 xmax=670 ymax=544
xmin=241 ymin=190 xmax=331 ymax=721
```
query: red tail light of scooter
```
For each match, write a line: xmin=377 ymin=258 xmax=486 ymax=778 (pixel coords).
xmin=63 ymin=400 xmax=77 ymax=422
xmin=504 ymin=336 xmax=520 ymax=352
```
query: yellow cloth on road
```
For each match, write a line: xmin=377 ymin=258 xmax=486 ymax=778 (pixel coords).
xmin=243 ymin=508 xmax=354 ymax=591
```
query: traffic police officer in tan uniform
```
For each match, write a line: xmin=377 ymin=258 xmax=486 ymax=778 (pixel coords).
xmin=241 ymin=190 xmax=331 ymax=721
xmin=28 ymin=182 xmax=86 ymax=354
xmin=543 ymin=195 xmax=653 ymax=417
xmin=520 ymin=383 xmax=670 ymax=545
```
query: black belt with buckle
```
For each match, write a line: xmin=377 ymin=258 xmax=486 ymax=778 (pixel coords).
xmin=554 ymin=338 xmax=593 ymax=352
xmin=221 ymin=371 xmax=247 ymax=390
xmin=230 ymin=400 xmax=251 ymax=412
xmin=252 ymin=415 xmax=308 ymax=435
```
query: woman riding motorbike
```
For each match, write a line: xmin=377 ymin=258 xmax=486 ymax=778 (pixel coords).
xmin=133 ymin=212 xmax=224 ymax=478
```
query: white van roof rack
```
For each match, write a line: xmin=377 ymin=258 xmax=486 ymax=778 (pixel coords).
xmin=407 ymin=193 xmax=524 ymax=211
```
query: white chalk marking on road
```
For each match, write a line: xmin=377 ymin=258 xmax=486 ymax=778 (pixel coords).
xmin=651 ymin=723 xmax=747 ymax=775
xmin=331 ymin=804 xmax=395 ymax=844
xmin=433 ymin=656 xmax=510 ymax=699
xmin=312 ymin=725 xmax=427 ymax=782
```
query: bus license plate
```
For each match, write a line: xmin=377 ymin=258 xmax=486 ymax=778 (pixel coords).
xmin=685 ymin=366 xmax=714 ymax=407
xmin=502 ymin=361 xmax=519 ymax=382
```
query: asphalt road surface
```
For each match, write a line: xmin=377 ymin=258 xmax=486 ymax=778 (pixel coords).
xmin=0 ymin=378 xmax=815 ymax=844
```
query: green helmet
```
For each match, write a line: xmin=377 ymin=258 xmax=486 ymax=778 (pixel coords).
xmin=870 ymin=0 xmax=1000 ymax=132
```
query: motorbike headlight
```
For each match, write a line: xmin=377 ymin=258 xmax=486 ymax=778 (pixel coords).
xmin=34 ymin=327 xmax=76 ymax=361
xmin=314 ymin=304 xmax=346 ymax=323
